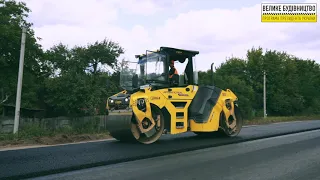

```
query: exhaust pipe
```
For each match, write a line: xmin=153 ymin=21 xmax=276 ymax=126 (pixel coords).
xmin=211 ymin=63 xmax=214 ymax=86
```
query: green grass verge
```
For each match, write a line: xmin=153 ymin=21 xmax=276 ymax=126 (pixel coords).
xmin=244 ymin=115 xmax=320 ymax=125
xmin=0 ymin=123 xmax=111 ymax=148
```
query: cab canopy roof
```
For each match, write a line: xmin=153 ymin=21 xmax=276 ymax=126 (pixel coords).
xmin=135 ymin=46 xmax=199 ymax=64
xmin=160 ymin=46 xmax=199 ymax=57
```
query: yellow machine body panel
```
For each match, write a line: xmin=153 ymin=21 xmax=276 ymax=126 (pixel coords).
xmin=163 ymin=99 xmax=192 ymax=134
xmin=189 ymin=102 xmax=222 ymax=132
xmin=129 ymin=85 xmax=197 ymax=134
xmin=158 ymin=85 xmax=198 ymax=134
xmin=189 ymin=89 xmax=238 ymax=132
xmin=106 ymin=90 xmax=128 ymax=110
xmin=128 ymin=85 xmax=239 ymax=135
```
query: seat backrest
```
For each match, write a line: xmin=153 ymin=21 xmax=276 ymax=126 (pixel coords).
xmin=170 ymin=74 xmax=180 ymax=87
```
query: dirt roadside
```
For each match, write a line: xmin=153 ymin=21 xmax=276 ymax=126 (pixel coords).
xmin=0 ymin=133 xmax=113 ymax=151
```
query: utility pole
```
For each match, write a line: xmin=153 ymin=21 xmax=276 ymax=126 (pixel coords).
xmin=13 ymin=26 xmax=27 ymax=134
xmin=263 ymin=71 xmax=267 ymax=118
xmin=1 ymin=88 xmax=4 ymax=117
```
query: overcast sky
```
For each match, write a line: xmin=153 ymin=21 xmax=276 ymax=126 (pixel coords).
xmin=22 ymin=0 xmax=320 ymax=72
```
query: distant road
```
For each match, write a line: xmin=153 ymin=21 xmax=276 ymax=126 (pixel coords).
xmin=1 ymin=120 xmax=320 ymax=180
xmin=35 ymin=129 xmax=320 ymax=180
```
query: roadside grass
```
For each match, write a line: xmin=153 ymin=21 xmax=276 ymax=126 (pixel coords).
xmin=0 ymin=121 xmax=111 ymax=148
xmin=244 ymin=115 xmax=320 ymax=125
xmin=1 ymin=115 xmax=320 ymax=148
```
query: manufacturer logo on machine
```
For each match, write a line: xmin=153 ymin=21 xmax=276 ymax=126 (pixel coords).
xmin=163 ymin=91 xmax=182 ymax=94
xmin=178 ymin=93 xmax=188 ymax=96
xmin=163 ymin=91 xmax=189 ymax=96
xmin=150 ymin=96 xmax=160 ymax=100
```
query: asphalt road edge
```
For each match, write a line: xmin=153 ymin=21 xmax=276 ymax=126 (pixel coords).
xmin=4 ymin=126 xmax=320 ymax=180
xmin=0 ymin=121 xmax=309 ymax=152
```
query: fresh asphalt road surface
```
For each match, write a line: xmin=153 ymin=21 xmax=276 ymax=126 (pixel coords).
xmin=1 ymin=120 xmax=320 ymax=179
xmin=33 ymin=129 xmax=320 ymax=180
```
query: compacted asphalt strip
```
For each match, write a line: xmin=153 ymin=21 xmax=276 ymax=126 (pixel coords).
xmin=0 ymin=120 xmax=320 ymax=180
xmin=31 ymin=129 xmax=320 ymax=180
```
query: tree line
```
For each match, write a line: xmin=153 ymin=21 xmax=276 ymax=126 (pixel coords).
xmin=1 ymin=0 xmax=319 ymax=119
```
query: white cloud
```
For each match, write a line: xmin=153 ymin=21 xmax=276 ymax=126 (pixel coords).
xmin=24 ymin=0 xmax=155 ymax=53
xmin=24 ymin=0 xmax=119 ymax=26
xmin=153 ymin=0 xmax=320 ymax=70
xmin=115 ymin=0 xmax=163 ymax=16
xmin=33 ymin=23 xmax=151 ymax=66
xmin=23 ymin=0 xmax=320 ymax=72
xmin=116 ymin=0 xmax=189 ymax=16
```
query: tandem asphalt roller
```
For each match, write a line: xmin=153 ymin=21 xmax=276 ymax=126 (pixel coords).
xmin=106 ymin=46 xmax=243 ymax=144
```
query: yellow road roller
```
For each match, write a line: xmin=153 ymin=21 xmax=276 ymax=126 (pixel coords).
xmin=106 ymin=47 xmax=243 ymax=144
xmin=106 ymin=90 xmax=130 ymax=114
xmin=106 ymin=61 xmax=139 ymax=114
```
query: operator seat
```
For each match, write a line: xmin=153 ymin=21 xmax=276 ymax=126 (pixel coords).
xmin=169 ymin=74 xmax=180 ymax=87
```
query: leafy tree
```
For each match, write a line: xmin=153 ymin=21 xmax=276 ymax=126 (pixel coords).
xmin=43 ymin=40 xmax=124 ymax=117
xmin=0 ymin=0 xmax=46 ymax=109
xmin=215 ymin=57 xmax=248 ymax=81
xmin=81 ymin=39 xmax=125 ymax=75
xmin=199 ymin=47 xmax=320 ymax=119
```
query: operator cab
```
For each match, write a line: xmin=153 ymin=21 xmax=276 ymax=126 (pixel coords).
xmin=119 ymin=60 xmax=140 ymax=93
xmin=133 ymin=47 xmax=199 ymax=90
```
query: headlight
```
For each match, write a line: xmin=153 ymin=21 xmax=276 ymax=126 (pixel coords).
xmin=110 ymin=99 xmax=114 ymax=103
xmin=125 ymin=98 xmax=128 ymax=102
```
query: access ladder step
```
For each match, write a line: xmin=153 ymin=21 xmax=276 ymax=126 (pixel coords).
xmin=176 ymin=112 xmax=185 ymax=119
xmin=176 ymin=122 xmax=184 ymax=129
